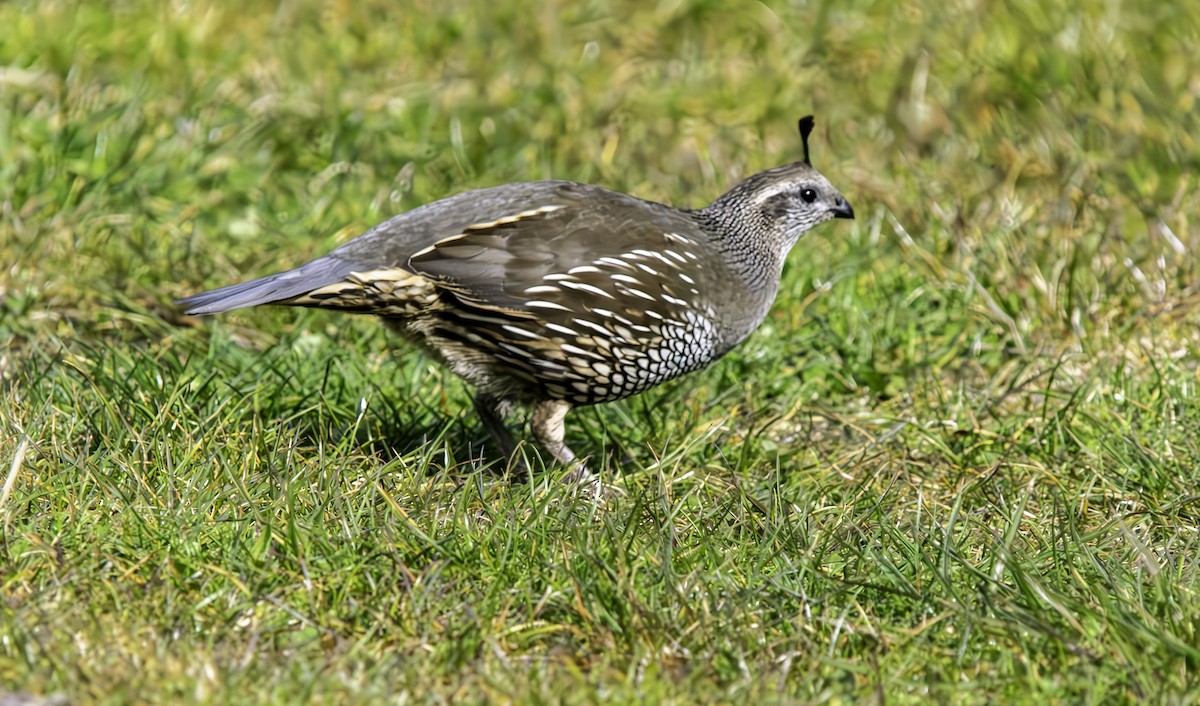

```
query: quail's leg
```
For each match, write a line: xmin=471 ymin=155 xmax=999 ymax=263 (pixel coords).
xmin=530 ymin=399 xmax=575 ymax=464
xmin=531 ymin=399 xmax=601 ymax=489
xmin=472 ymin=393 xmax=522 ymax=473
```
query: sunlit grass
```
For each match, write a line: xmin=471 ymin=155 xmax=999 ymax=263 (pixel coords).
xmin=2 ymin=0 xmax=1199 ymax=703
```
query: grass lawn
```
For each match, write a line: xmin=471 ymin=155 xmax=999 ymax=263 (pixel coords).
xmin=3 ymin=0 xmax=1200 ymax=703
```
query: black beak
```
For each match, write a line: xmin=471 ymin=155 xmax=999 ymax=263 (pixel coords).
xmin=830 ymin=195 xmax=855 ymax=220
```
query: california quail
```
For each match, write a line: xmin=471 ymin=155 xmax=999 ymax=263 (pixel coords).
xmin=180 ymin=116 xmax=854 ymax=472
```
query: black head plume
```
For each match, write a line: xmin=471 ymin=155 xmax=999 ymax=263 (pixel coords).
xmin=798 ymin=115 xmax=815 ymax=166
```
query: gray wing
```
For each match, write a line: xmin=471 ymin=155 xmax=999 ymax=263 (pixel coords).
xmin=405 ymin=182 xmax=713 ymax=308
xmin=178 ymin=181 xmax=709 ymax=316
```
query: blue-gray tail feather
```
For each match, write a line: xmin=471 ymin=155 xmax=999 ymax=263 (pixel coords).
xmin=177 ymin=257 xmax=353 ymax=315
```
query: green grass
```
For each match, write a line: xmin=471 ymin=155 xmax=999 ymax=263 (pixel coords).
xmin=3 ymin=0 xmax=1200 ymax=703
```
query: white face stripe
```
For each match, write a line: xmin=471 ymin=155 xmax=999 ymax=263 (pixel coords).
xmin=748 ymin=180 xmax=807 ymax=206
xmin=747 ymin=173 xmax=838 ymax=211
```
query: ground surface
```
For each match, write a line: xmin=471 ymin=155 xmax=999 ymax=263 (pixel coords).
xmin=2 ymin=0 xmax=1200 ymax=703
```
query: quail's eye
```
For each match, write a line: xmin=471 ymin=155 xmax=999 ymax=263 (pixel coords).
xmin=800 ymin=188 xmax=818 ymax=203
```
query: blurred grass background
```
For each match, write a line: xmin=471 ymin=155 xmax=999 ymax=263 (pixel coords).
xmin=2 ymin=0 xmax=1199 ymax=703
